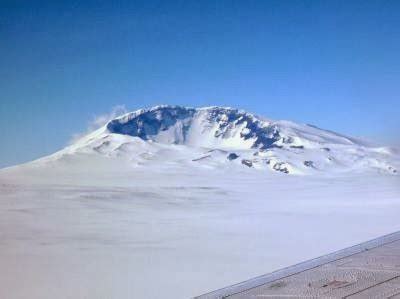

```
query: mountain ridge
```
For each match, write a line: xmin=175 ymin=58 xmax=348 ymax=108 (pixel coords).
xmin=24 ymin=105 xmax=395 ymax=176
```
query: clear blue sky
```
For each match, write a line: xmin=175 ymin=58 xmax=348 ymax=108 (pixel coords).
xmin=1 ymin=0 xmax=399 ymax=167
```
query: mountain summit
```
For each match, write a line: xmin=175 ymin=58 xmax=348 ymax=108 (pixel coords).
xmin=35 ymin=105 xmax=399 ymax=175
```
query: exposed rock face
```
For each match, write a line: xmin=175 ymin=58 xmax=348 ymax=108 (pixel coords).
xmin=227 ymin=153 xmax=239 ymax=160
xmin=241 ymin=159 xmax=253 ymax=167
xmin=273 ymin=162 xmax=290 ymax=174
xmin=304 ymin=161 xmax=315 ymax=168
xmin=106 ymin=106 xmax=284 ymax=149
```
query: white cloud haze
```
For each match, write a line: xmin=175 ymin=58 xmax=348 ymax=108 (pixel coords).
xmin=69 ymin=105 xmax=128 ymax=144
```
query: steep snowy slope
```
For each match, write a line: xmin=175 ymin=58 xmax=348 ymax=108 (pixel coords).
xmin=38 ymin=105 xmax=398 ymax=175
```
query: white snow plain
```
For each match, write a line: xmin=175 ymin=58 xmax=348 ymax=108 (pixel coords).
xmin=0 ymin=154 xmax=399 ymax=299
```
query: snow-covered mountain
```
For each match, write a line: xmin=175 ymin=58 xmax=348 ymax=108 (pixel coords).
xmin=36 ymin=105 xmax=398 ymax=175
xmin=1 ymin=106 xmax=399 ymax=299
